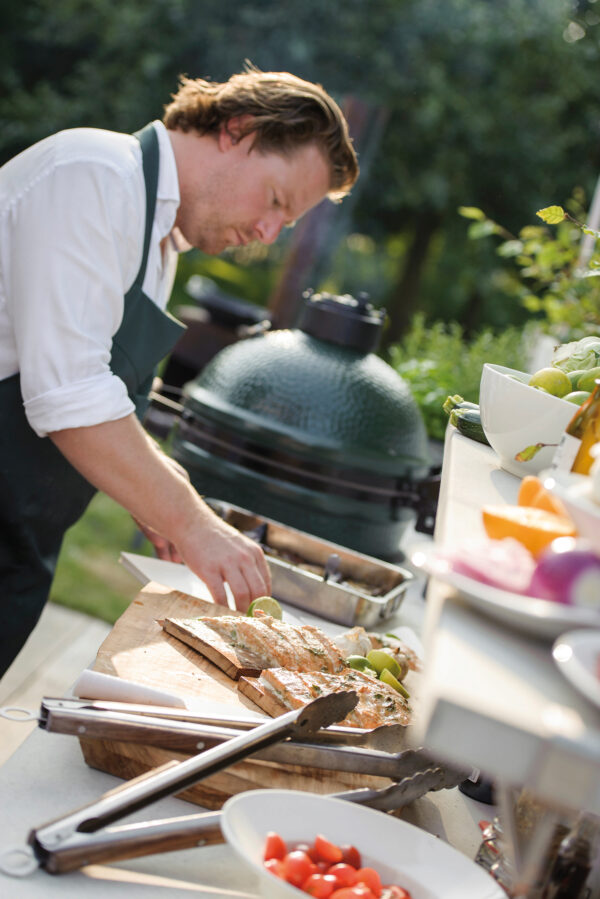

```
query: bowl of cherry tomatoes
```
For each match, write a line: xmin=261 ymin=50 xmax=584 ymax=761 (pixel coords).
xmin=220 ymin=790 xmax=505 ymax=899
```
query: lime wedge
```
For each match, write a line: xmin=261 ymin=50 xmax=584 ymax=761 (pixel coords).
xmin=379 ymin=667 xmax=410 ymax=699
xmin=246 ymin=596 xmax=283 ymax=619
xmin=366 ymin=649 xmax=402 ymax=680
xmin=345 ymin=655 xmax=377 ymax=674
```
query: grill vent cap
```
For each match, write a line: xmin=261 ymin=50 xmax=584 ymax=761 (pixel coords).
xmin=298 ymin=289 xmax=386 ymax=353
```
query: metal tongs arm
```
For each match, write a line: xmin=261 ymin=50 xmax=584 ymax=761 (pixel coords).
xmin=39 ymin=698 xmax=413 ymax=778
xmin=29 ymin=690 xmax=357 ymax=874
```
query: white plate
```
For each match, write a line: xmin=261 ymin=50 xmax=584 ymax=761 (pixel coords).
xmin=411 ymin=544 xmax=600 ymax=640
xmin=553 ymin=629 xmax=600 ymax=709
xmin=222 ymin=789 xmax=505 ymax=899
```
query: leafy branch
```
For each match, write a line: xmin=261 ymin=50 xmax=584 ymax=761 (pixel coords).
xmin=459 ymin=193 xmax=600 ymax=338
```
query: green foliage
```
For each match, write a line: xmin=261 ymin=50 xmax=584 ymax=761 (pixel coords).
xmin=4 ymin=0 xmax=600 ymax=334
xmin=459 ymin=190 xmax=600 ymax=339
xmin=387 ymin=314 xmax=534 ymax=441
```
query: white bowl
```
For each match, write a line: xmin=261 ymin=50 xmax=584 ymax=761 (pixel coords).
xmin=479 ymin=363 xmax=576 ymax=477
xmin=221 ymin=789 xmax=504 ymax=899
xmin=542 ymin=468 xmax=600 ymax=553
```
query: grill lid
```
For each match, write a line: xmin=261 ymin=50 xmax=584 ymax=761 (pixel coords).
xmin=181 ymin=289 xmax=430 ymax=478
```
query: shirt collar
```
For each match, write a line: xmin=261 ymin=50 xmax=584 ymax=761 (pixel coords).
xmin=151 ymin=120 xmax=180 ymax=239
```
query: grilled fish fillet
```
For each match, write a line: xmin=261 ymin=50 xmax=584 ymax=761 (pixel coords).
xmin=196 ymin=616 xmax=345 ymax=673
xmin=259 ymin=666 xmax=411 ymax=728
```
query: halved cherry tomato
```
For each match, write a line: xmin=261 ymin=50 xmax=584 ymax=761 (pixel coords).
xmin=331 ymin=886 xmax=376 ymax=899
xmin=355 ymin=867 xmax=382 ymax=897
xmin=341 ymin=844 xmax=362 ymax=869
xmin=327 ymin=863 xmax=359 ymax=888
xmin=264 ymin=831 xmax=287 ymax=861
xmin=313 ymin=834 xmax=344 ymax=864
xmin=263 ymin=857 xmax=285 ymax=878
xmin=303 ymin=872 xmax=338 ymax=897
xmin=283 ymin=850 xmax=316 ymax=887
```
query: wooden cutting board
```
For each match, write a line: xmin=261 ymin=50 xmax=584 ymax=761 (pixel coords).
xmin=80 ymin=583 xmax=394 ymax=809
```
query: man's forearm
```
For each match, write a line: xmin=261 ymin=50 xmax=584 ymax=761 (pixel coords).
xmin=49 ymin=414 xmax=208 ymax=544
xmin=48 ymin=414 xmax=271 ymax=608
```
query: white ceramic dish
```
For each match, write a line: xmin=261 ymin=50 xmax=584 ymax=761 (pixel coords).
xmin=221 ymin=789 xmax=505 ymax=899
xmin=541 ymin=469 xmax=600 ymax=554
xmin=553 ymin=629 xmax=600 ymax=709
xmin=479 ymin=363 xmax=576 ymax=477
xmin=411 ymin=544 xmax=600 ymax=640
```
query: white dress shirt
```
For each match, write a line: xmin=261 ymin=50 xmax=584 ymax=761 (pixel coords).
xmin=0 ymin=120 xmax=180 ymax=436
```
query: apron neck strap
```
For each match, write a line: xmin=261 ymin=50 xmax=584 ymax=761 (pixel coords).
xmin=132 ymin=123 xmax=159 ymax=290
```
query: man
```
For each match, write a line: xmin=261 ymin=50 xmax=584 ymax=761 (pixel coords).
xmin=0 ymin=64 xmax=359 ymax=676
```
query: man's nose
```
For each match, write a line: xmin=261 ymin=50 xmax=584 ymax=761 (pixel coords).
xmin=255 ymin=213 xmax=285 ymax=245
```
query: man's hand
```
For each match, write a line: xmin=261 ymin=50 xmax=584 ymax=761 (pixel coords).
xmin=133 ymin=518 xmax=183 ymax=563
xmin=50 ymin=415 xmax=271 ymax=611
xmin=176 ymin=512 xmax=271 ymax=611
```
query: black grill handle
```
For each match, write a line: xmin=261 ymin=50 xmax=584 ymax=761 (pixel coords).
xmin=408 ymin=467 xmax=441 ymax=536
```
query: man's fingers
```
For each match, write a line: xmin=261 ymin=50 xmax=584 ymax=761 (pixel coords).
xmin=202 ymin=570 xmax=229 ymax=608
xmin=240 ymin=535 xmax=272 ymax=595
xmin=224 ymin=568 xmax=253 ymax=612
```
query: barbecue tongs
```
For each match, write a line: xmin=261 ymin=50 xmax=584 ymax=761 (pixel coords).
xmin=14 ymin=690 xmax=358 ymax=876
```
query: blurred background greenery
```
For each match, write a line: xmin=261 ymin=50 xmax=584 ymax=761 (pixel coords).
xmin=4 ymin=0 xmax=600 ymax=621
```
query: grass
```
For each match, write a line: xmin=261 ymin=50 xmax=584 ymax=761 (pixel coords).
xmin=50 ymin=492 xmax=154 ymax=624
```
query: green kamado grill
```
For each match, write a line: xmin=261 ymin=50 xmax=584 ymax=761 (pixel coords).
xmin=171 ymin=291 xmax=436 ymax=560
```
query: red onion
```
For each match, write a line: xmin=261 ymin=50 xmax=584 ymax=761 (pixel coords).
xmin=442 ymin=537 xmax=536 ymax=593
xmin=528 ymin=537 xmax=600 ymax=606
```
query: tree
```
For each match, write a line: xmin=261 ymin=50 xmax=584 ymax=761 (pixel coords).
xmin=3 ymin=0 xmax=600 ymax=338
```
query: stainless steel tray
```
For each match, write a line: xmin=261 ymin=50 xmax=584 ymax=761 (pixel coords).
xmin=206 ymin=498 xmax=414 ymax=627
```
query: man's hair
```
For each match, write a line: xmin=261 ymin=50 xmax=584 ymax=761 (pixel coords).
xmin=163 ymin=63 xmax=358 ymax=201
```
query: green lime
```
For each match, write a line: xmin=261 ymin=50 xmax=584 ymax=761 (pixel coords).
xmin=563 ymin=390 xmax=591 ymax=405
xmin=246 ymin=596 xmax=283 ymax=619
xmin=528 ymin=367 xmax=572 ymax=398
xmin=379 ymin=667 xmax=410 ymax=699
xmin=366 ymin=649 xmax=402 ymax=679
xmin=345 ymin=655 xmax=377 ymax=673
xmin=574 ymin=367 xmax=600 ymax=393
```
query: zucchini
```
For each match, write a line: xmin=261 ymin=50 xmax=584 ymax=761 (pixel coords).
xmin=449 ymin=407 xmax=490 ymax=445
xmin=442 ymin=394 xmax=479 ymax=416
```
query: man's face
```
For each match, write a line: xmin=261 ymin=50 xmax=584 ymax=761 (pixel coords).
xmin=175 ymin=130 xmax=331 ymax=255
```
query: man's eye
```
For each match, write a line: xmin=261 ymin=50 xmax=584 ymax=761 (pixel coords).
xmin=272 ymin=192 xmax=282 ymax=208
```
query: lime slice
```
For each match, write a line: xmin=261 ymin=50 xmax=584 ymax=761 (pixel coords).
xmin=345 ymin=655 xmax=377 ymax=674
xmin=246 ymin=596 xmax=283 ymax=619
xmin=379 ymin=667 xmax=410 ymax=699
xmin=366 ymin=649 xmax=402 ymax=680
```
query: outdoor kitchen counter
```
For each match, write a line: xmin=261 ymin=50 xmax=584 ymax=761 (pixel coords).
xmin=0 ymin=579 xmax=491 ymax=894
xmin=414 ymin=425 xmax=600 ymax=815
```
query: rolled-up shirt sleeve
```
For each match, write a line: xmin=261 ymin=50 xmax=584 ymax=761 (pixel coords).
xmin=3 ymin=137 xmax=144 ymax=436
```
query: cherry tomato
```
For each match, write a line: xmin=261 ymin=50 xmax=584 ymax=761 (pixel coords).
xmin=303 ymin=873 xmax=338 ymax=898
xmin=264 ymin=831 xmax=287 ymax=861
xmin=296 ymin=841 xmax=319 ymax=862
xmin=341 ymin=845 xmax=362 ymax=869
xmin=382 ymin=887 xmax=412 ymax=899
xmin=263 ymin=857 xmax=285 ymax=878
xmin=355 ymin=867 xmax=382 ymax=897
xmin=313 ymin=834 xmax=344 ymax=865
xmin=330 ymin=886 xmax=376 ymax=899
xmin=327 ymin=863 xmax=359 ymax=888
xmin=283 ymin=850 xmax=316 ymax=887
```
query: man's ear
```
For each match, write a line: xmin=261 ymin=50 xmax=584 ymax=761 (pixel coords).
xmin=218 ymin=115 xmax=255 ymax=151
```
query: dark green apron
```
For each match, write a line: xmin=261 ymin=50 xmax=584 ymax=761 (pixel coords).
xmin=0 ymin=124 xmax=185 ymax=675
